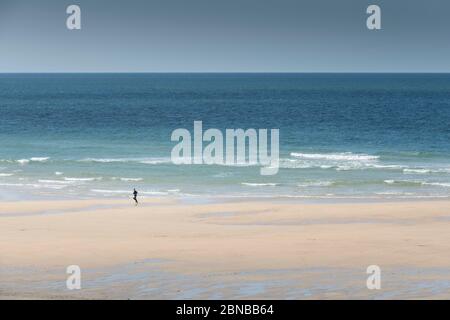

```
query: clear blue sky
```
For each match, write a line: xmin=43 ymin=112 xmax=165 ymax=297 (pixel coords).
xmin=1 ymin=0 xmax=449 ymax=72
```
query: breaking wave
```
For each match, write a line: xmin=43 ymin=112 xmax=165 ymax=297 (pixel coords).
xmin=64 ymin=177 xmax=102 ymax=182
xmin=290 ymin=152 xmax=379 ymax=161
xmin=241 ymin=182 xmax=279 ymax=187
xmin=79 ymin=157 xmax=172 ymax=165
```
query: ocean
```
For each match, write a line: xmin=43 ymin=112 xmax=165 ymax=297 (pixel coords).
xmin=0 ymin=73 xmax=449 ymax=201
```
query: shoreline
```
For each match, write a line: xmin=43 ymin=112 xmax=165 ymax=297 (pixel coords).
xmin=1 ymin=190 xmax=449 ymax=204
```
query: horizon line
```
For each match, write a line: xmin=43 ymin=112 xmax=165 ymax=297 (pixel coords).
xmin=1 ymin=71 xmax=450 ymax=74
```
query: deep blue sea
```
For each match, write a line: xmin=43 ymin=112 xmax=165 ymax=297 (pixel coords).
xmin=0 ymin=73 xmax=449 ymax=200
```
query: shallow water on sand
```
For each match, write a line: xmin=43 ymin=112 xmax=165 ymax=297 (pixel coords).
xmin=3 ymin=261 xmax=450 ymax=299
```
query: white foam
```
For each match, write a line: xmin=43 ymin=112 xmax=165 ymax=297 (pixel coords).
xmin=277 ymin=159 xmax=405 ymax=171
xmin=119 ymin=178 xmax=144 ymax=182
xmin=376 ymin=191 xmax=415 ymax=196
xmin=15 ymin=157 xmax=50 ymax=165
xmin=0 ymin=173 xmax=13 ymax=177
xmin=64 ymin=177 xmax=102 ymax=182
xmin=80 ymin=158 xmax=127 ymax=163
xmin=384 ymin=179 xmax=431 ymax=186
xmin=278 ymin=158 xmax=317 ymax=169
xmin=140 ymin=191 xmax=169 ymax=195
xmin=335 ymin=163 xmax=406 ymax=171
xmin=139 ymin=158 xmax=172 ymax=165
xmin=422 ymin=182 xmax=450 ymax=188
xmin=17 ymin=159 xmax=30 ymax=165
xmin=403 ymin=168 xmax=450 ymax=174
xmin=79 ymin=157 xmax=171 ymax=165
xmin=336 ymin=165 xmax=353 ymax=171
xmin=0 ymin=183 xmax=24 ymax=187
xmin=370 ymin=164 xmax=405 ymax=169
xmin=90 ymin=189 xmax=170 ymax=196
xmin=297 ymin=181 xmax=334 ymax=187
xmin=241 ymin=182 xmax=279 ymax=187
xmin=55 ymin=172 xmax=64 ymax=175
xmin=290 ymin=152 xmax=379 ymax=161
xmin=278 ymin=152 xmax=405 ymax=172
xmin=30 ymin=157 xmax=50 ymax=162
xmin=403 ymin=169 xmax=430 ymax=174
xmin=0 ymin=182 xmax=67 ymax=189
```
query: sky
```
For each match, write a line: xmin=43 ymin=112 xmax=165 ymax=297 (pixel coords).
xmin=0 ymin=0 xmax=449 ymax=72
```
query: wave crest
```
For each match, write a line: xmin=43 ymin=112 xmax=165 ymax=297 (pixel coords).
xmin=290 ymin=152 xmax=379 ymax=161
xmin=241 ymin=182 xmax=279 ymax=187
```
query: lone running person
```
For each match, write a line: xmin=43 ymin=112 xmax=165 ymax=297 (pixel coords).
xmin=133 ymin=188 xmax=138 ymax=205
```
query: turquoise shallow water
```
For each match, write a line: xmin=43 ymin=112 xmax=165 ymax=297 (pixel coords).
xmin=0 ymin=73 xmax=449 ymax=200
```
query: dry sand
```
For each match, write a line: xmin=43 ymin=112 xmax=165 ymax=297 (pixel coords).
xmin=1 ymin=198 xmax=450 ymax=299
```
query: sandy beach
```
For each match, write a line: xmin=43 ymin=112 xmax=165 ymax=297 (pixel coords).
xmin=1 ymin=198 xmax=450 ymax=299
